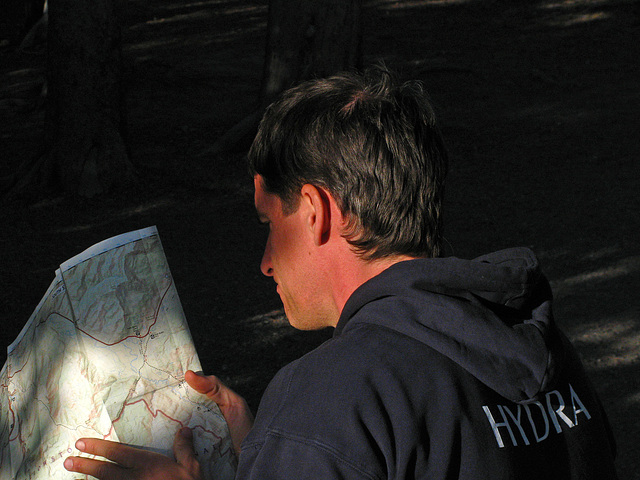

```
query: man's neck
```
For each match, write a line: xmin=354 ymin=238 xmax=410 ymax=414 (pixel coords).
xmin=325 ymin=251 xmax=418 ymax=328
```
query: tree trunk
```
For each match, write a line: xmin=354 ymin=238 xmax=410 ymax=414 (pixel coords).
xmin=199 ymin=0 xmax=363 ymax=158
xmin=261 ymin=0 xmax=362 ymax=106
xmin=43 ymin=0 xmax=133 ymax=197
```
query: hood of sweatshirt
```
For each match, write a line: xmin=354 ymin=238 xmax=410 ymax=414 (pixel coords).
xmin=335 ymin=247 xmax=561 ymax=404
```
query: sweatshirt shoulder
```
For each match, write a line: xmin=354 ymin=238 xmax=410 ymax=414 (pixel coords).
xmin=254 ymin=320 xmax=466 ymax=426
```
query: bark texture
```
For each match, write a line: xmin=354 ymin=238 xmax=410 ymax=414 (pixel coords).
xmin=261 ymin=0 xmax=362 ymax=106
xmin=44 ymin=0 xmax=133 ymax=197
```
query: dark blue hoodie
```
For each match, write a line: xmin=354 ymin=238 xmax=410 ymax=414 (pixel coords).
xmin=236 ymin=248 xmax=617 ymax=479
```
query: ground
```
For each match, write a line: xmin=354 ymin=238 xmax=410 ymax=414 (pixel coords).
xmin=1 ymin=0 xmax=638 ymax=477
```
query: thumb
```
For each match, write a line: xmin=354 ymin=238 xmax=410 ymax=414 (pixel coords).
xmin=173 ymin=427 xmax=202 ymax=478
xmin=184 ymin=370 xmax=237 ymax=406
xmin=184 ymin=370 xmax=254 ymax=456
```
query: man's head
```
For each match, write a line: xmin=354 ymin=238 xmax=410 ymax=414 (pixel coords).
xmin=249 ymin=66 xmax=448 ymax=260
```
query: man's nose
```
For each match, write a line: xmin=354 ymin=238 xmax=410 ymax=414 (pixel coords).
xmin=260 ymin=242 xmax=273 ymax=277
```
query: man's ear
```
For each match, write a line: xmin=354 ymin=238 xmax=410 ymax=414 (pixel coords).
xmin=300 ymin=184 xmax=333 ymax=246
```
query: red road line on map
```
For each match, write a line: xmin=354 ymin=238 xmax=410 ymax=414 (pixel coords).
xmin=38 ymin=280 xmax=173 ymax=348
xmin=6 ymin=344 xmax=33 ymax=380
xmin=6 ymin=276 xmax=173 ymax=381
xmin=75 ymin=280 xmax=172 ymax=346
xmin=3 ymin=277 xmax=228 ymax=464
xmin=7 ymin=364 xmax=26 ymax=379
xmin=5 ymin=401 xmax=17 ymax=441
xmin=6 ymin=279 xmax=172 ymax=377
xmin=107 ymin=397 xmax=222 ymax=441
xmin=3 ymin=281 xmax=175 ymax=459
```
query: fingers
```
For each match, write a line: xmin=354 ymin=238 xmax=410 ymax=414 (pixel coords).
xmin=63 ymin=438 xmax=134 ymax=479
xmin=173 ymin=427 xmax=202 ymax=477
xmin=65 ymin=436 xmax=203 ymax=480
xmin=73 ymin=438 xmax=137 ymax=467
xmin=64 ymin=454 xmax=128 ymax=480
xmin=184 ymin=370 xmax=254 ymax=456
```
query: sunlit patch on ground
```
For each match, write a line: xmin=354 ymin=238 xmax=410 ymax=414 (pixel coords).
xmin=551 ymin=256 xmax=640 ymax=299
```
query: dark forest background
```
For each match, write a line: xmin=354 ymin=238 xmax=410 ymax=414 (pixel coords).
xmin=1 ymin=0 xmax=639 ymax=477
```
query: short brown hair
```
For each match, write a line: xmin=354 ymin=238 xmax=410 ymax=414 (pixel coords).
xmin=249 ymin=66 xmax=448 ymax=259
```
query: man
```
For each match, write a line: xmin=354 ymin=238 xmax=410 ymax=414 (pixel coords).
xmin=65 ymin=67 xmax=617 ymax=479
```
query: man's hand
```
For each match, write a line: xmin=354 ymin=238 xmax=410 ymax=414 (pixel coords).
xmin=64 ymin=371 xmax=252 ymax=478
xmin=184 ymin=370 xmax=254 ymax=455
xmin=64 ymin=427 xmax=202 ymax=480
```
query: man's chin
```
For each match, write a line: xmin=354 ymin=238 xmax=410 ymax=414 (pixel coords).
xmin=283 ymin=310 xmax=308 ymax=331
xmin=286 ymin=313 xmax=333 ymax=331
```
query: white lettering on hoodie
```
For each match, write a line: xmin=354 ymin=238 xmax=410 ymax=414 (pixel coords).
xmin=482 ymin=384 xmax=592 ymax=448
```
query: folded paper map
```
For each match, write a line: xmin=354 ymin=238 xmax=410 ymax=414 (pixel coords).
xmin=0 ymin=227 xmax=236 ymax=479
